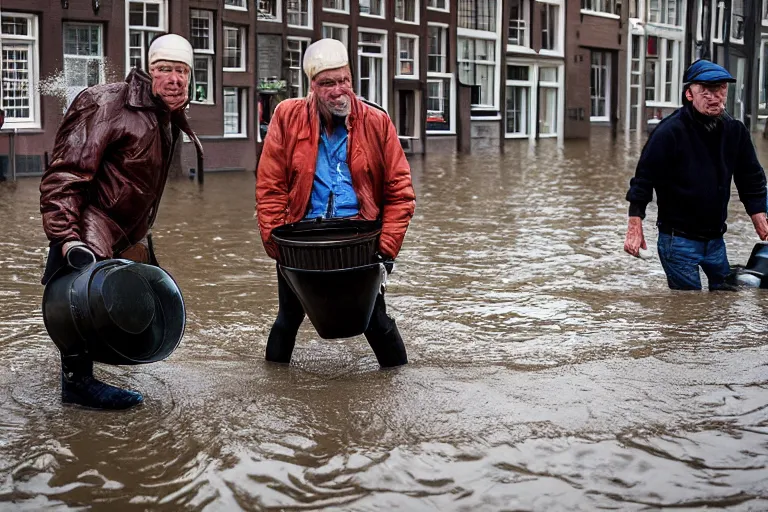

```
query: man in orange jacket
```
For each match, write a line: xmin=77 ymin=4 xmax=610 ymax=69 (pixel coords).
xmin=256 ymin=38 xmax=416 ymax=368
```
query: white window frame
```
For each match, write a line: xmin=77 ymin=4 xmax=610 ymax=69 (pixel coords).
xmin=286 ymin=36 xmax=311 ymax=98
xmin=581 ymin=0 xmax=620 ymax=19
xmin=223 ymin=87 xmax=247 ymax=137
xmin=396 ymin=34 xmax=419 ymax=79
xmin=63 ymin=23 xmax=105 ymax=110
xmin=322 ymin=0 xmax=349 ymax=15
xmin=360 ymin=0 xmax=386 ymax=18
xmin=427 ymin=0 xmax=449 ymax=13
xmin=287 ymin=0 xmax=313 ymax=29
xmin=625 ymin=32 xmax=646 ymax=134
xmin=257 ymin=0 xmax=282 ymax=22
xmin=190 ymin=9 xmax=214 ymax=105
xmin=712 ymin=0 xmax=725 ymax=42
xmin=322 ymin=23 xmax=349 ymax=48
xmin=538 ymin=0 xmax=565 ymax=57
xmin=457 ymin=0 xmax=502 ymax=116
xmin=1 ymin=12 xmax=41 ymax=129
xmin=125 ymin=0 xmax=168 ymax=75
xmin=537 ymin=65 xmax=561 ymax=138
xmin=458 ymin=34 xmax=501 ymax=112
xmin=395 ymin=0 xmax=420 ymax=25
xmin=645 ymin=34 xmax=682 ymax=107
xmin=223 ymin=25 xmax=246 ymax=72
xmin=730 ymin=0 xmax=745 ymax=44
xmin=504 ymin=62 xmax=534 ymax=138
xmin=508 ymin=0 xmax=533 ymax=52
xmin=590 ymin=51 xmax=611 ymax=122
xmin=357 ymin=29 xmax=388 ymax=111
xmin=760 ymin=39 xmax=768 ymax=110
xmin=695 ymin=0 xmax=705 ymax=41
xmin=224 ymin=0 xmax=248 ymax=11
xmin=427 ymin=23 xmax=448 ymax=74
xmin=426 ymin=75 xmax=456 ymax=134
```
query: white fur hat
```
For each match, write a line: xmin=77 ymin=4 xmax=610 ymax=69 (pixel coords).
xmin=148 ymin=34 xmax=194 ymax=69
xmin=303 ymin=38 xmax=349 ymax=80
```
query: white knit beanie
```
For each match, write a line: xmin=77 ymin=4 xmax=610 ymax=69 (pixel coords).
xmin=148 ymin=34 xmax=194 ymax=69
xmin=303 ymin=38 xmax=349 ymax=80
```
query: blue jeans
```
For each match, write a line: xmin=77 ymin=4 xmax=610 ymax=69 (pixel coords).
xmin=657 ymin=233 xmax=731 ymax=290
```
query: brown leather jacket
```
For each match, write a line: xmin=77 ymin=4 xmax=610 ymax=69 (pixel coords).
xmin=39 ymin=69 xmax=203 ymax=284
xmin=256 ymin=95 xmax=416 ymax=260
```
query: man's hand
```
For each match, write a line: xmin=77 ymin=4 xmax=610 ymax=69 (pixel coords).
xmin=624 ymin=216 xmax=647 ymax=257
xmin=751 ymin=212 xmax=768 ymax=240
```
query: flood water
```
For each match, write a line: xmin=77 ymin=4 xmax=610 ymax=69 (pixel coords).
xmin=1 ymin=129 xmax=768 ymax=511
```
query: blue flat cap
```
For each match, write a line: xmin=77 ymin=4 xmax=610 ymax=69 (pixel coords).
xmin=683 ymin=59 xmax=736 ymax=84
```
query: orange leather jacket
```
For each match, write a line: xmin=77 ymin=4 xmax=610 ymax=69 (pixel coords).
xmin=256 ymin=95 xmax=416 ymax=260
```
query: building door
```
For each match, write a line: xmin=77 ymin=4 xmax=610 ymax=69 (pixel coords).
xmin=590 ymin=51 xmax=611 ymax=122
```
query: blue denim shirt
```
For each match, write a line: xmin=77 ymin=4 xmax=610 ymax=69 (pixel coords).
xmin=305 ymin=122 xmax=359 ymax=219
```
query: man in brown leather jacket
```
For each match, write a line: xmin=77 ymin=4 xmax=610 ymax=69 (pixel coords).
xmin=39 ymin=33 xmax=203 ymax=410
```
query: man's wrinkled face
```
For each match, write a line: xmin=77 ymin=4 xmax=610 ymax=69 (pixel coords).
xmin=685 ymin=82 xmax=728 ymax=117
xmin=312 ymin=66 xmax=353 ymax=117
xmin=150 ymin=60 xmax=191 ymax=111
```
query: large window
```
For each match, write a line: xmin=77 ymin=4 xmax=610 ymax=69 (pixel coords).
xmin=223 ymin=26 xmax=246 ymax=71
xmin=190 ymin=10 xmax=214 ymax=103
xmin=508 ymin=0 xmax=529 ymax=48
xmin=287 ymin=38 xmax=310 ymax=98
xmin=395 ymin=0 xmax=418 ymax=23
xmin=540 ymin=2 xmax=560 ymax=52
xmin=458 ymin=0 xmax=497 ymax=32
xmin=458 ymin=37 xmax=496 ymax=109
xmin=360 ymin=0 xmax=384 ymax=17
xmin=127 ymin=0 xmax=166 ymax=72
xmin=358 ymin=31 xmax=386 ymax=109
xmin=538 ymin=67 xmax=558 ymax=136
xmin=590 ymin=51 xmax=610 ymax=121
xmin=257 ymin=0 xmax=281 ymax=21
xmin=396 ymin=35 xmax=418 ymax=77
xmin=1 ymin=13 xmax=39 ymax=128
xmin=505 ymin=64 xmax=532 ymax=136
xmin=731 ymin=0 xmax=745 ymax=42
xmin=287 ymin=0 xmax=311 ymax=28
xmin=322 ymin=24 xmax=349 ymax=48
xmin=648 ymin=0 xmax=682 ymax=25
xmin=427 ymin=0 xmax=448 ymax=11
xmin=645 ymin=36 xmax=680 ymax=104
xmin=223 ymin=87 xmax=246 ymax=136
xmin=323 ymin=0 xmax=349 ymax=13
xmin=428 ymin=25 xmax=447 ymax=73
xmin=224 ymin=0 xmax=247 ymax=9
xmin=581 ymin=0 xmax=618 ymax=14
xmin=427 ymin=24 xmax=453 ymax=133
xmin=63 ymin=24 xmax=104 ymax=109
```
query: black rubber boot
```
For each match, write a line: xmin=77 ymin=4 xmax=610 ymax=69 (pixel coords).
xmin=265 ymin=265 xmax=306 ymax=364
xmin=60 ymin=355 xmax=144 ymax=410
xmin=364 ymin=294 xmax=408 ymax=368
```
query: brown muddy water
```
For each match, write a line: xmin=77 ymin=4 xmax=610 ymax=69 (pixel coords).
xmin=1 ymin=129 xmax=768 ymax=511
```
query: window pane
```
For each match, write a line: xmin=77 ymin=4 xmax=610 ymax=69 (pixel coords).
xmin=507 ymin=65 xmax=528 ymax=81
xmin=458 ymin=0 xmax=497 ymax=31
xmin=129 ymin=2 xmax=144 ymax=26
xmin=427 ymin=78 xmax=451 ymax=131
xmin=190 ymin=10 xmax=212 ymax=51
xmin=145 ymin=4 xmax=160 ymax=27
xmin=2 ymin=46 xmax=32 ymax=119
xmin=505 ymin=85 xmax=528 ymax=134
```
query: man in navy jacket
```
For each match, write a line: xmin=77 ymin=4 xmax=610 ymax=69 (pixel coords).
xmin=624 ymin=59 xmax=768 ymax=290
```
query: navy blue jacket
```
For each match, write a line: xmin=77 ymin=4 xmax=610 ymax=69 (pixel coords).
xmin=626 ymin=104 xmax=766 ymax=239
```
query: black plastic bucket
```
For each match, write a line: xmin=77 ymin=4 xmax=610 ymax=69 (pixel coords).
xmin=271 ymin=218 xmax=381 ymax=270
xmin=280 ymin=262 xmax=385 ymax=339
xmin=42 ymin=259 xmax=186 ymax=365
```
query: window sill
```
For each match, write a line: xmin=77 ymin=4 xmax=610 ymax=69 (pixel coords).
xmin=395 ymin=74 xmax=419 ymax=79
xmin=539 ymin=49 xmax=564 ymax=58
xmin=538 ymin=132 xmax=558 ymax=138
xmin=426 ymin=130 xmax=456 ymax=135
xmin=224 ymin=5 xmax=248 ymax=11
xmin=190 ymin=101 xmax=216 ymax=106
xmin=507 ymin=45 xmax=536 ymax=54
xmin=426 ymin=7 xmax=449 ymax=13
xmin=580 ymin=9 xmax=620 ymax=20
xmin=505 ymin=133 xmax=529 ymax=139
xmin=645 ymin=21 xmax=686 ymax=30
xmin=287 ymin=24 xmax=313 ymax=30
xmin=323 ymin=8 xmax=350 ymax=14
xmin=258 ymin=17 xmax=282 ymax=22
xmin=590 ymin=116 xmax=610 ymax=122
xmin=646 ymin=101 xmax=681 ymax=108
xmin=0 ymin=126 xmax=43 ymax=133
xmin=223 ymin=67 xmax=247 ymax=72
xmin=359 ymin=13 xmax=385 ymax=18
xmin=395 ymin=19 xmax=419 ymax=25
xmin=222 ymin=134 xmax=248 ymax=139
xmin=471 ymin=114 xmax=502 ymax=121
xmin=730 ymin=37 xmax=745 ymax=45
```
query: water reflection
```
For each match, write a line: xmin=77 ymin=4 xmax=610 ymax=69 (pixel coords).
xmin=1 ymin=128 xmax=767 ymax=510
